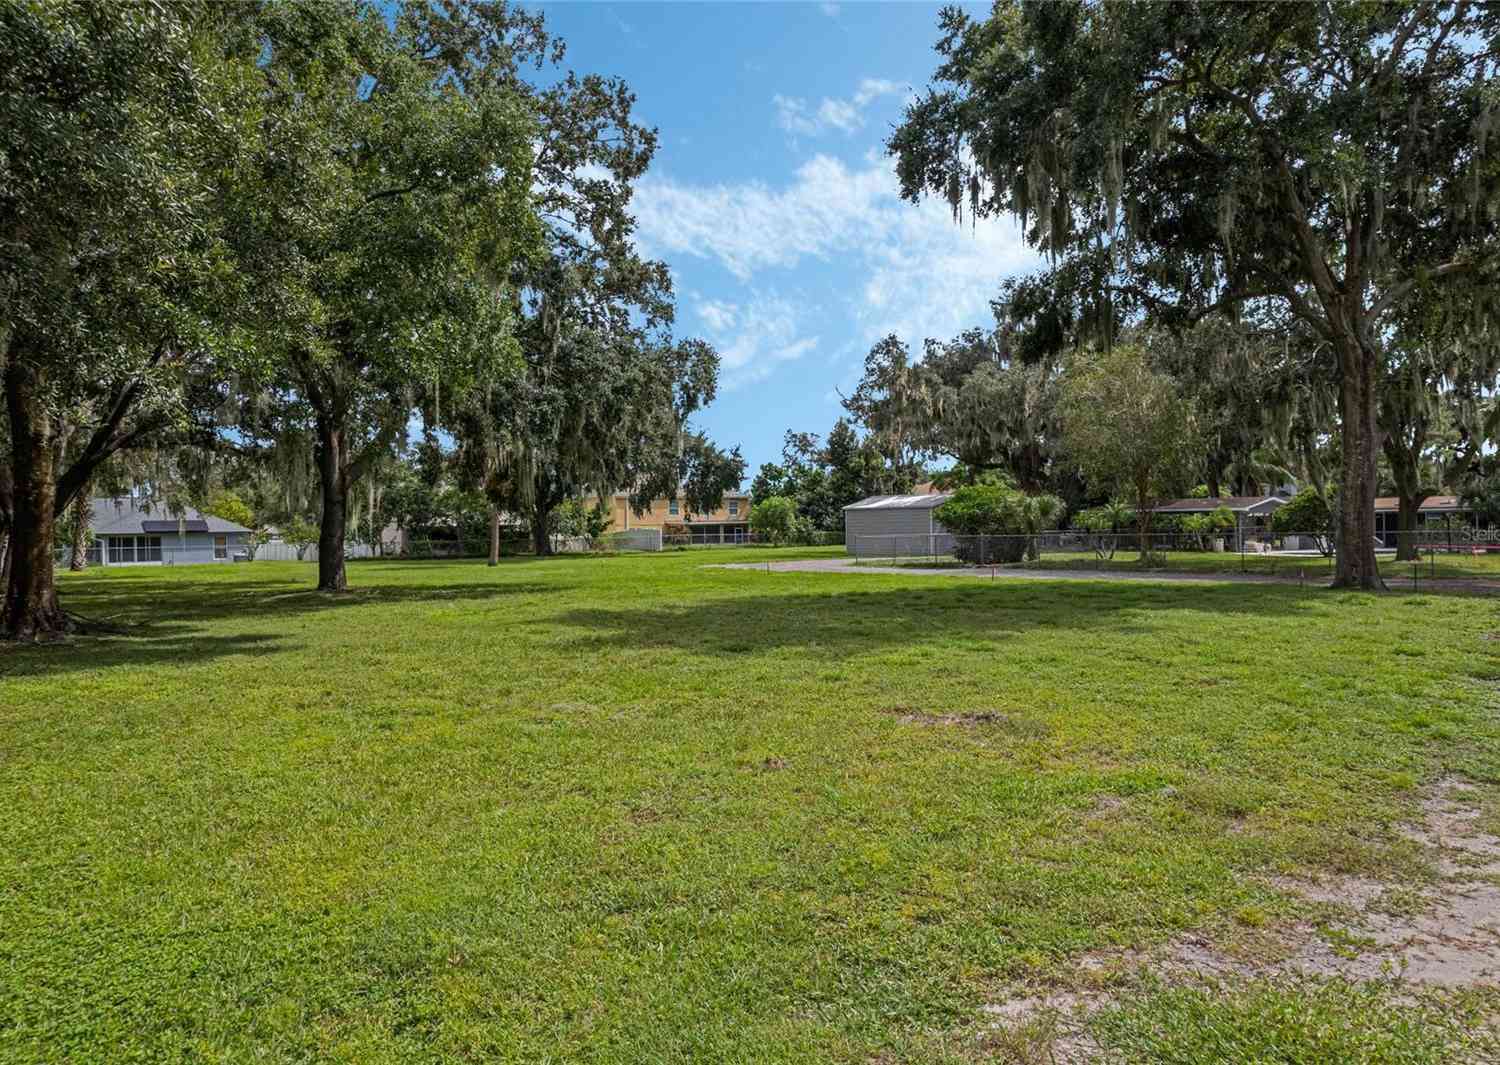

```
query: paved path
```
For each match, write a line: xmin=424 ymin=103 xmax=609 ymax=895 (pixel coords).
xmin=714 ymin=557 xmax=1498 ymax=593
xmin=715 ymin=557 xmax=1300 ymax=584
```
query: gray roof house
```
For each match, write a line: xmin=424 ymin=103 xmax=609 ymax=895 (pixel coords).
xmin=85 ymin=497 xmax=253 ymax=566
xmin=843 ymin=493 xmax=954 ymax=556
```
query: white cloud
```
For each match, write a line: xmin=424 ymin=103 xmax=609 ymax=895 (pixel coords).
xmin=816 ymin=98 xmax=862 ymax=134
xmin=694 ymin=294 xmax=819 ymax=390
xmin=820 ymin=2 xmax=841 ymax=15
xmin=634 ymin=154 xmax=1040 ymax=365
xmin=853 ymin=78 xmax=902 ymax=106
xmin=773 ymin=94 xmax=820 ymax=137
xmin=771 ymin=77 xmax=907 ymax=138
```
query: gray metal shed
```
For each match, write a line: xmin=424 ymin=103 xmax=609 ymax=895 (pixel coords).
xmin=843 ymin=493 xmax=953 ymax=557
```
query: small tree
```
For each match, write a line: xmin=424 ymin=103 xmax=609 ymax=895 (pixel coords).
xmin=750 ymin=496 xmax=798 ymax=546
xmin=243 ymin=529 xmax=271 ymax=562
xmin=1058 ymin=347 xmax=1201 ymax=566
xmin=1180 ymin=507 xmax=1236 ymax=551
xmin=204 ymin=491 xmax=255 ymax=532
xmin=1271 ymin=487 xmax=1336 ymax=557
xmin=1072 ymin=501 xmax=1133 ymax=560
xmin=556 ymin=499 xmax=613 ymax=551
xmin=282 ymin=520 xmax=320 ymax=563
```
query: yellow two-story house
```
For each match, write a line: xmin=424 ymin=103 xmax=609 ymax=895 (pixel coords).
xmin=594 ymin=490 xmax=752 ymax=544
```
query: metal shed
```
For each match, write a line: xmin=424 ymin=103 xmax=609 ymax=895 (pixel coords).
xmin=843 ymin=493 xmax=953 ymax=557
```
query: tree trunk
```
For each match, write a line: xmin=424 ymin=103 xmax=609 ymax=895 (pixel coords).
xmin=1394 ymin=493 xmax=1425 ymax=562
xmin=1381 ymin=429 xmax=1428 ymax=564
xmin=315 ymin=415 xmax=349 ymax=592
xmin=1135 ymin=479 xmax=1155 ymax=567
xmin=1331 ymin=336 xmax=1384 ymax=590
xmin=531 ymin=501 xmax=552 ymax=557
xmin=67 ymin=489 xmax=92 ymax=570
xmin=2 ymin=359 xmax=70 ymax=639
xmin=488 ymin=507 xmax=501 ymax=566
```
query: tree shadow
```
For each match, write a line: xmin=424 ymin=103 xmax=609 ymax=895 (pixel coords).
xmin=553 ymin=579 xmax=1323 ymax=660
xmin=2 ymin=575 xmax=567 ymax=679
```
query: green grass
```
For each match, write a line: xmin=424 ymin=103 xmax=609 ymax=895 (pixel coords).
xmin=3 ymin=551 xmax=1500 ymax=1062
xmin=856 ymin=548 xmax=1500 ymax=581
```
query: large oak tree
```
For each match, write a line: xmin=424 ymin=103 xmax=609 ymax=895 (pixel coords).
xmin=226 ymin=2 xmax=539 ymax=592
xmin=0 ymin=1 xmax=254 ymax=638
xmin=891 ymin=1 xmax=1500 ymax=588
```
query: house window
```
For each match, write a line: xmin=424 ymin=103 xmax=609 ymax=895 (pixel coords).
xmin=728 ymin=500 xmax=739 ymax=516
xmin=213 ymin=535 xmax=228 ymax=560
xmin=668 ymin=499 xmax=679 ymax=516
xmin=107 ymin=535 xmax=161 ymax=563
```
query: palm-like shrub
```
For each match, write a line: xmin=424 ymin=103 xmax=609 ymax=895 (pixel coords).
xmin=935 ymin=485 xmax=1064 ymax=565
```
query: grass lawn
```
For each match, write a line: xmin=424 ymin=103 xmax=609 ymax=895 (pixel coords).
xmin=3 ymin=550 xmax=1500 ymax=1062
xmin=857 ymin=548 xmax=1500 ymax=582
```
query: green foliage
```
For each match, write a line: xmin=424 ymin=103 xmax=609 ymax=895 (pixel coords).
xmin=934 ymin=484 xmax=1063 ymax=563
xmin=1181 ymin=507 xmax=1236 ymax=550
xmin=847 ymin=331 xmax=1064 ymax=493
xmin=1073 ymin=502 xmax=1133 ymax=534
xmin=757 ymin=420 xmax=919 ymax=531
xmin=1272 ymin=489 xmax=1333 ymax=537
xmin=750 ymin=496 xmax=799 ymax=545
xmin=556 ymin=499 xmax=613 ymax=547
xmin=203 ymin=491 xmax=255 ymax=532
xmin=891 ymin=1 xmax=1500 ymax=587
xmin=1272 ymin=487 xmax=1336 ymax=556
xmin=223 ymin=1 xmax=544 ymax=586
xmin=280 ymin=519 xmax=319 ymax=561
xmin=1072 ymin=500 xmax=1134 ymax=559
xmin=1461 ymin=465 xmax=1500 ymax=529
xmin=1058 ymin=346 xmax=1202 ymax=563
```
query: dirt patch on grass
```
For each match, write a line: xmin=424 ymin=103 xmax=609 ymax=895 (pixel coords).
xmin=979 ymin=775 xmax=1500 ymax=1055
xmin=884 ymin=707 xmax=1050 ymax=736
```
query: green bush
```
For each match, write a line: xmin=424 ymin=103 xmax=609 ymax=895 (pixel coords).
xmin=1271 ymin=487 xmax=1334 ymax=555
xmin=750 ymin=496 xmax=799 ymax=545
xmin=1181 ymin=506 xmax=1235 ymax=549
xmin=934 ymin=485 xmax=1063 ymax=564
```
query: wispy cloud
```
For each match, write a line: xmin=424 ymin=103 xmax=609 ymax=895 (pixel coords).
xmin=635 ymin=153 xmax=1040 ymax=362
xmin=772 ymin=77 xmax=907 ymax=138
xmin=820 ymin=2 xmax=841 ymax=16
xmin=693 ymin=294 xmax=819 ymax=390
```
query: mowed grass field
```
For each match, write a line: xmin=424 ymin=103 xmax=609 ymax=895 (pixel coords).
xmin=856 ymin=547 xmax=1500 ymax=582
xmin=4 ymin=550 xmax=1500 ymax=1063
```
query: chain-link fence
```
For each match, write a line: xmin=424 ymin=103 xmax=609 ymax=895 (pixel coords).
xmin=848 ymin=529 xmax=1500 ymax=585
xmin=660 ymin=530 xmax=845 ymax=547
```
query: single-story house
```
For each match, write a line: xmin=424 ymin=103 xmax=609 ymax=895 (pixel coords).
xmin=843 ymin=493 xmax=954 ymax=555
xmin=83 ymin=497 xmax=253 ymax=566
xmin=1154 ymin=495 xmax=1287 ymax=550
xmin=1372 ymin=495 xmax=1475 ymax=548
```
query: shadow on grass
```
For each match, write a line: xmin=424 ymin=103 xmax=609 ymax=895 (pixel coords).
xmin=553 ymin=579 xmax=1324 ymax=660
xmin=1 ymin=575 xmax=566 ymax=679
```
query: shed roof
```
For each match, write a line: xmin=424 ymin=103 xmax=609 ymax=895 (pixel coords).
xmin=844 ymin=493 xmax=953 ymax=511
xmin=1155 ymin=496 xmax=1285 ymax=514
xmin=89 ymin=497 xmax=251 ymax=536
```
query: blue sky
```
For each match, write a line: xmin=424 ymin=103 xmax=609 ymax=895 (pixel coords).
xmin=537 ymin=1 xmax=1041 ymax=480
